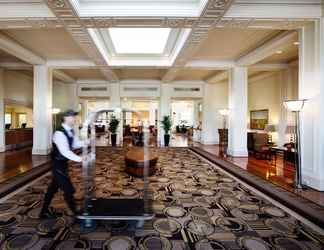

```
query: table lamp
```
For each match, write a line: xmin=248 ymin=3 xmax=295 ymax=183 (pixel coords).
xmin=265 ymin=124 xmax=276 ymax=144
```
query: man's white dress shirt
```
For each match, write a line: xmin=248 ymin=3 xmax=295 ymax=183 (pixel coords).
xmin=52 ymin=123 xmax=84 ymax=162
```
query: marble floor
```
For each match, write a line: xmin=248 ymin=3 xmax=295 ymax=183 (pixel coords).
xmin=0 ymin=147 xmax=323 ymax=249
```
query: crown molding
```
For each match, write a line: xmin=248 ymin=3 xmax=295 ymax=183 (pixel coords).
xmin=44 ymin=0 xmax=118 ymax=82
xmin=162 ymin=0 xmax=235 ymax=82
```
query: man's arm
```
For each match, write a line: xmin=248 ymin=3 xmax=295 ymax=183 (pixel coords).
xmin=72 ymin=135 xmax=85 ymax=150
xmin=53 ymin=131 xmax=82 ymax=162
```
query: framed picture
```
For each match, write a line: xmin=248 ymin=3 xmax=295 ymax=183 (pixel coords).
xmin=250 ymin=109 xmax=269 ymax=130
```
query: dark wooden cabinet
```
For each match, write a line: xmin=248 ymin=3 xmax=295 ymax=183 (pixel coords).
xmin=5 ymin=128 xmax=33 ymax=150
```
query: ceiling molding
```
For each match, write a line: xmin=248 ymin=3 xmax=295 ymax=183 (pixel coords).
xmin=185 ymin=59 xmax=235 ymax=69
xmin=0 ymin=17 xmax=312 ymax=30
xmin=0 ymin=62 xmax=32 ymax=70
xmin=43 ymin=0 xmax=118 ymax=82
xmin=236 ymin=30 xmax=297 ymax=66
xmin=162 ymin=0 xmax=236 ymax=82
xmin=249 ymin=71 xmax=276 ymax=83
xmin=250 ymin=63 xmax=289 ymax=71
xmin=225 ymin=2 xmax=321 ymax=19
xmin=205 ymin=71 xmax=228 ymax=83
xmin=0 ymin=32 xmax=45 ymax=65
xmin=53 ymin=69 xmax=75 ymax=83
xmin=46 ymin=59 xmax=96 ymax=68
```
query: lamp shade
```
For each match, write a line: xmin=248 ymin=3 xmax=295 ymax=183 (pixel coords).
xmin=265 ymin=124 xmax=276 ymax=132
xmin=285 ymin=125 xmax=296 ymax=134
xmin=219 ymin=109 xmax=230 ymax=116
xmin=284 ymin=99 xmax=306 ymax=112
xmin=52 ymin=108 xmax=61 ymax=114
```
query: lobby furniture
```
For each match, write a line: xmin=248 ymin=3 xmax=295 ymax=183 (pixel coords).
xmin=218 ymin=129 xmax=228 ymax=155
xmin=270 ymin=146 xmax=297 ymax=166
xmin=125 ymin=148 xmax=158 ymax=177
xmin=5 ymin=128 xmax=33 ymax=151
xmin=249 ymin=133 xmax=271 ymax=159
xmin=95 ymin=124 xmax=105 ymax=134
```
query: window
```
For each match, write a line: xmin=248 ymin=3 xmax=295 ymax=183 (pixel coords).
xmin=5 ymin=113 xmax=11 ymax=125
xmin=18 ymin=113 xmax=27 ymax=128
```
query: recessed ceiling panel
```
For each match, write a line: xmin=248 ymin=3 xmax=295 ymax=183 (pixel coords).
xmin=89 ymin=27 xmax=191 ymax=66
xmin=71 ymin=0 xmax=208 ymax=17
xmin=3 ymin=29 xmax=88 ymax=60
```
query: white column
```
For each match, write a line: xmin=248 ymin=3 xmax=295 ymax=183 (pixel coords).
xmin=277 ymin=68 xmax=298 ymax=147
xmin=201 ymin=83 xmax=225 ymax=145
xmin=277 ymin=69 xmax=289 ymax=147
xmin=110 ymin=83 xmax=120 ymax=109
xmin=0 ymin=69 xmax=5 ymax=152
xmin=32 ymin=65 xmax=53 ymax=155
xmin=298 ymin=20 xmax=324 ymax=190
xmin=228 ymin=67 xmax=248 ymax=157
xmin=149 ymin=101 xmax=157 ymax=126
xmin=109 ymin=83 xmax=122 ymax=145
xmin=159 ymin=84 xmax=171 ymax=146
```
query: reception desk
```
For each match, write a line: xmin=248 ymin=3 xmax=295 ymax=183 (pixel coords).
xmin=5 ymin=128 xmax=33 ymax=150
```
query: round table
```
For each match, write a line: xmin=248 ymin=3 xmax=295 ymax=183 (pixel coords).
xmin=125 ymin=148 xmax=158 ymax=177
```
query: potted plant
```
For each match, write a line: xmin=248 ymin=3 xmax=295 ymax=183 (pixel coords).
xmin=109 ymin=116 xmax=120 ymax=146
xmin=161 ymin=115 xmax=172 ymax=147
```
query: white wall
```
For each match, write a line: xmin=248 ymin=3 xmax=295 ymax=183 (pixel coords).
xmin=4 ymin=70 xmax=33 ymax=107
xmin=248 ymin=73 xmax=281 ymax=126
xmin=201 ymin=81 xmax=228 ymax=144
xmin=248 ymin=70 xmax=298 ymax=144
xmin=53 ymin=82 xmax=78 ymax=111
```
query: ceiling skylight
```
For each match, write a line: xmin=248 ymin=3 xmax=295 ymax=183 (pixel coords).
xmin=88 ymin=27 xmax=191 ymax=66
xmin=109 ymin=28 xmax=171 ymax=54
xmin=71 ymin=0 xmax=208 ymax=17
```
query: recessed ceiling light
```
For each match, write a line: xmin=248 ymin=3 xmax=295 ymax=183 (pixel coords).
xmin=276 ymin=50 xmax=283 ymax=54
xmin=293 ymin=42 xmax=300 ymax=46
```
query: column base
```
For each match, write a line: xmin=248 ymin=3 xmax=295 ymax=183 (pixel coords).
xmin=227 ymin=149 xmax=248 ymax=157
xmin=32 ymin=147 xmax=52 ymax=155
xmin=302 ymin=174 xmax=324 ymax=191
xmin=0 ymin=146 xmax=5 ymax=153
xmin=201 ymin=140 xmax=218 ymax=145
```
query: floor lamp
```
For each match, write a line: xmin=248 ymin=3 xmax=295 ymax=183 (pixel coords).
xmin=284 ymin=99 xmax=306 ymax=189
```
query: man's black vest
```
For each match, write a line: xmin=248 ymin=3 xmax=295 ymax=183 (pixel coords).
xmin=52 ymin=126 xmax=74 ymax=162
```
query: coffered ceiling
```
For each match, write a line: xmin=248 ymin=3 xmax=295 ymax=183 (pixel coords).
xmin=2 ymin=29 xmax=89 ymax=60
xmin=0 ymin=0 xmax=319 ymax=83
xmin=193 ymin=28 xmax=281 ymax=60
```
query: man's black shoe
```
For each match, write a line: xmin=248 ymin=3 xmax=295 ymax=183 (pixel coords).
xmin=39 ymin=208 xmax=57 ymax=219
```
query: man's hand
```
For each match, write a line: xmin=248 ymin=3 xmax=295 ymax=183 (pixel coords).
xmin=81 ymin=155 xmax=89 ymax=162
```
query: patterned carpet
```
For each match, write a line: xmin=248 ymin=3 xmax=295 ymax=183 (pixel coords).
xmin=0 ymin=147 xmax=323 ymax=250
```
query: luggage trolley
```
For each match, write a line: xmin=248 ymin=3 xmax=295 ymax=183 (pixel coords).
xmin=77 ymin=108 xmax=154 ymax=227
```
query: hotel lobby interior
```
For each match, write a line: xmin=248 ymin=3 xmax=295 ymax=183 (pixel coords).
xmin=0 ymin=0 xmax=324 ymax=249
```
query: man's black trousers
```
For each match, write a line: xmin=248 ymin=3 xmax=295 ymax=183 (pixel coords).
xmin=41 ymin=160 xmax=76 ymax=214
